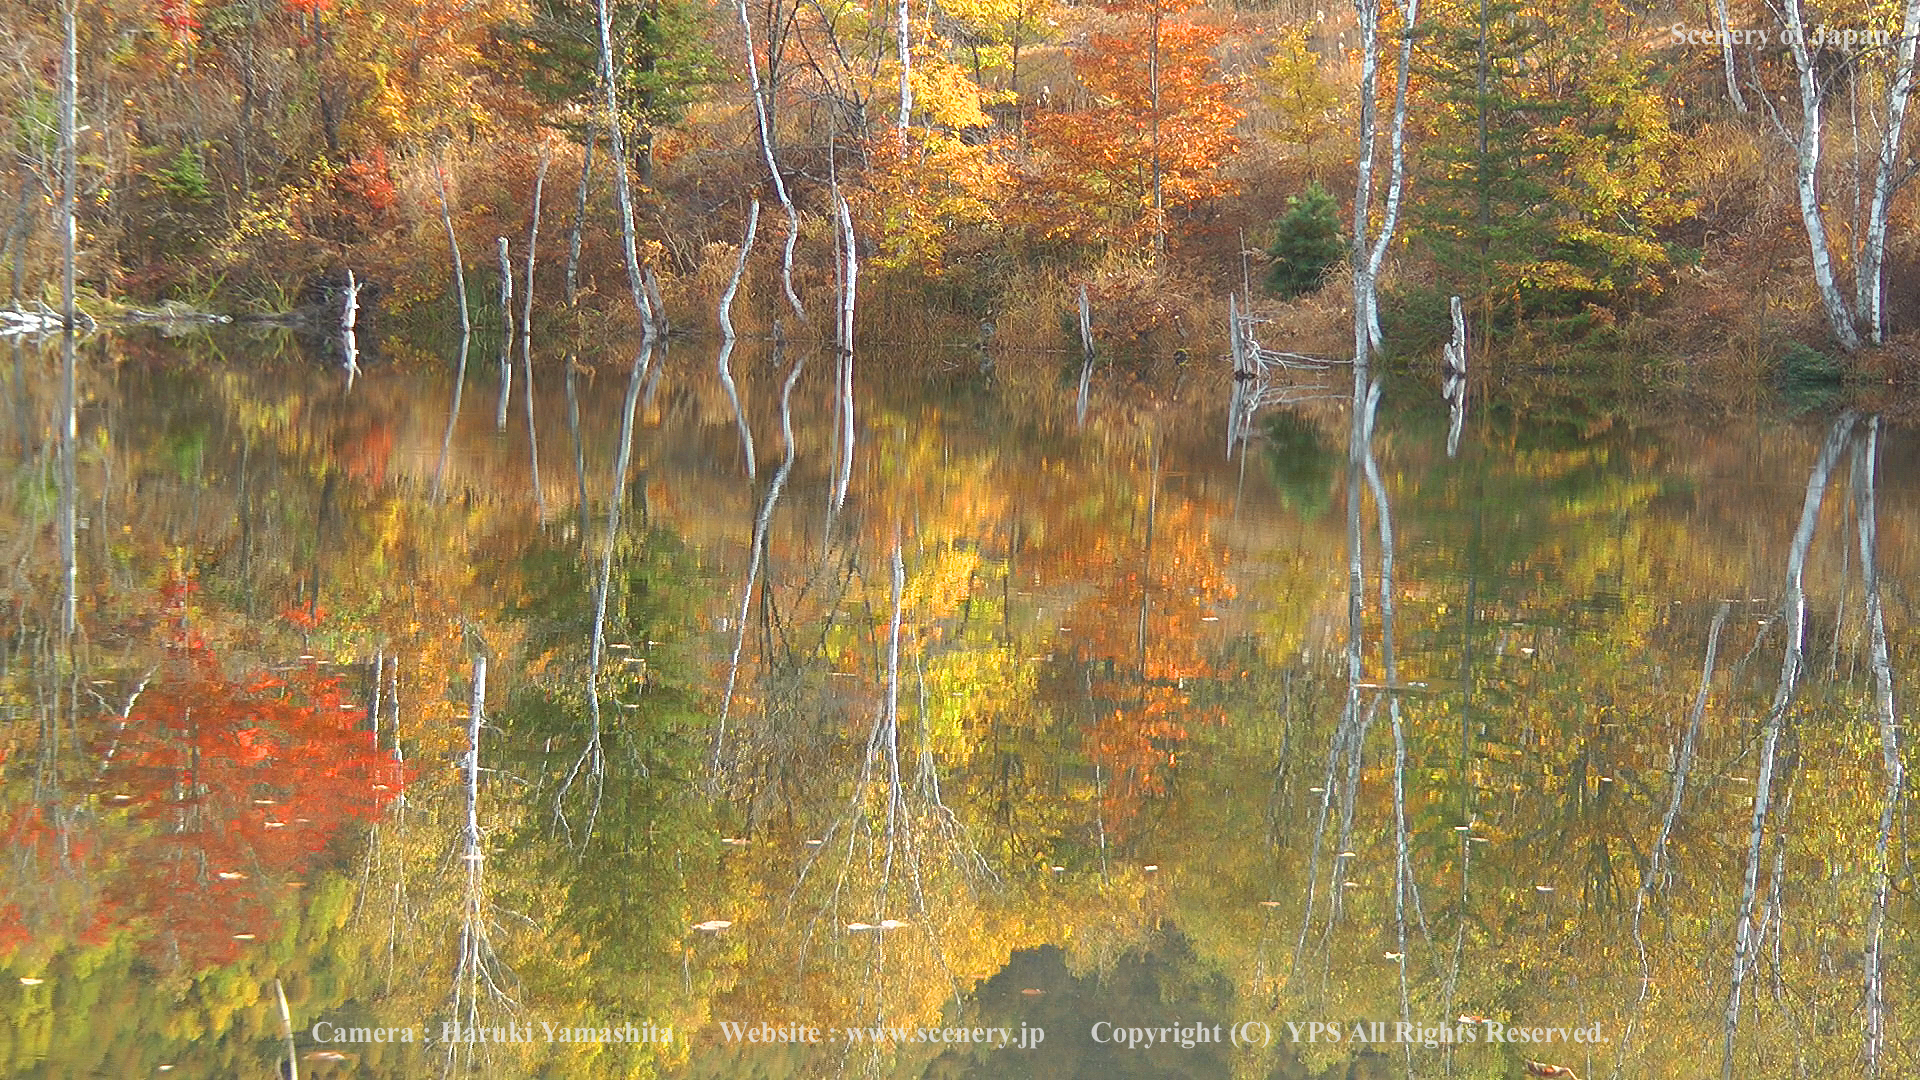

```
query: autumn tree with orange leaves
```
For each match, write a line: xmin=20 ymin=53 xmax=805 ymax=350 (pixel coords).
xmin=1017 ymin=0 xmax=1240 ymax=255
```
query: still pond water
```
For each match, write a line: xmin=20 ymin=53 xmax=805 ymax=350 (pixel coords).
xmin=1 ymin=327 xmax=1913 ymax=1079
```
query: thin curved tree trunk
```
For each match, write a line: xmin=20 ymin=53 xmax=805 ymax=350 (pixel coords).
xmin=737 ymin=0 xmax=805 ymax=320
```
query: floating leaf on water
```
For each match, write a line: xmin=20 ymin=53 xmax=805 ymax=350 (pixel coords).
xmin=460 ymin=852 xmax=484 ymax=861
xmin=1259 ymin=900 xmax=1282 ymax=908
xmin=1309 ymin=787 xmax=1325 ymax=794
xmin=1200 ymin=616 xmax=1219 ymax=622
xmin=1143 ymin=864 xmax=1159 ymax=872
xmin=1384 ymin=952 xmax=1403 ymax=961
xmin=233 ymin=933 xmax=256 ymax=941
xmin=264 ymin=821 xmax=287 ymax=829
xmin=216 ymin=871 xmax=246 ymax=880
xmin=1535 ymin=885 xmax=1555 ymax=893
xmin=106 ymin=794 xmax=132 ymax=802
xmin=720 ymin=837 xmax=748 ymax=846
xmin=1342 ymin=880 xmax=1361 ymax=888
xmin=879 ymin=919 xmax=909 ymax=930
xmin=1337 ymin=851 xmax=1356 ymax=858
xmin=1453 ymin=825 xmax=1470 ymax=832
xmin=19 ymin=977 xmax=44 ymax=985
xmin=846 ymin=922 xmax=875 ymax=931
xmin=253 ymin=799 xmax=276 ymax=805
xmin=693 ymin=920 xmax=733 ymax=932
xmin=1021 ymin=988 xmax=1044 ymax=996
xmin=804 ymin=839 xmax=824 ymax=847
xmin=1050 ymin=865 xmax=1065 ymax=872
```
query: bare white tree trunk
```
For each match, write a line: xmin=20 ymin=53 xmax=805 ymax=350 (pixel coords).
xmin=1857 ymin=0 xmax=1920 ymax=343
xmin=60 ymin=4 xmax=76 ymax=328
xmin=738 ymin=0 xmax=805 ymax=319
xmin=896 ymin=0 xmax=913 ymax=141
xmin=1360 ymin=0 xmax=1418 ymax=356
xmin=1711 ymin=0 xmax=1748 ymax=113
xmin=594 ymin=0 xmax=659 ymax=338
xmin=436 ymin=164 xmax=472 ymax=335
xmin=1780 ymin=0 xmax=1863 ymax=350
xmin=1075 ymin=284 xmax=1095 ymax=425
xmin=564 ymin=130 xmax=594 ymax=307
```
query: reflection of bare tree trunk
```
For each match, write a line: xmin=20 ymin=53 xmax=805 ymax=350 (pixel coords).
xmin=1723 ymin=414 xmax=1856 ymax=1080
xmin=275 ymin=979 xmax=299 ymax=1080
xmin=59 ymin=329 xmax=76 ymax=635
xmin=1852 ymin=419 xmax=1901 ymax=1080
xmin=556 ymin=347 xmax=652 ymax=843
xmin=565 ymin=361 xmax=590 ymax=540
xmin=713 ymin=346 xmax=805 ymax=773
xmin=1356 ymin=378 xmax=1414 ymax=1040
xmin=521 ymin=153 xmax=550 ymax=517
xmin=717 ymin=200 xmax=760 ymax=479
xmin=496 ymin=238 xmax=514 ymax=430
xmin=1621 ymin=601 xmax=1729 ymax=1068
xmin=448 ymin=645 xmax=515 ymax=1074
xmin=430 ymin=331 xmax=472 ymax=502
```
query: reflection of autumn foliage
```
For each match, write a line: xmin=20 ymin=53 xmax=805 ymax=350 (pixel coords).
xmin=99 ymin=638 xmax=406 ymax=968
xmin=1046 ymin=498 xmax=1231 ymax=831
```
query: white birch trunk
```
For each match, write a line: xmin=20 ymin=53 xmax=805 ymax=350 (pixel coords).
xmin=1857 ymin=0 xmax=1920 ymax=343
xmin=1782 ymin=0 xmax=1864 ymax=350
xmin=1712 ymin=0 xmax=1748 ymax=113
xmin=594 ymin=0 xmax=659 ymax=339
xmin=738 ymin=0 xmax=805 ymax=319
xmin=1350 ymin=0 xmax=1381 ymax=369
xmin=1361 ymin=0 xmax=1419 ymax=357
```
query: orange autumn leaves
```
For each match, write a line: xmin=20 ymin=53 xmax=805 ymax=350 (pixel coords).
xmin=1018 ymin=0 xmax=1241 ymax=250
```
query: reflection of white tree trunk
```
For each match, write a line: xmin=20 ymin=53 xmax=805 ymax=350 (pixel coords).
xmin=555 ymin=348 xmax=652 ymax=844
xmin=446 ymin=648 xmax=516 ymax=1077
xmin=713 ymin=346 xmax=804 ymax=773
xmin=521 ymin=153 xmax=549 ymax=517
xmin=1851 ymin=419 xmax=1901 ymax=1080
xmin=717 ymin=200 xmax=761 ymax=479
xmin=495 ymin=238 xmax=514 ymax=430
xmin=1621 ymin=601 xmax=1728 ymax=1068
xmin=1357 ymin=379 xmax=1419 ymax=1046
xmin=1722 ymin=413 xmax=1855 ymax=1080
